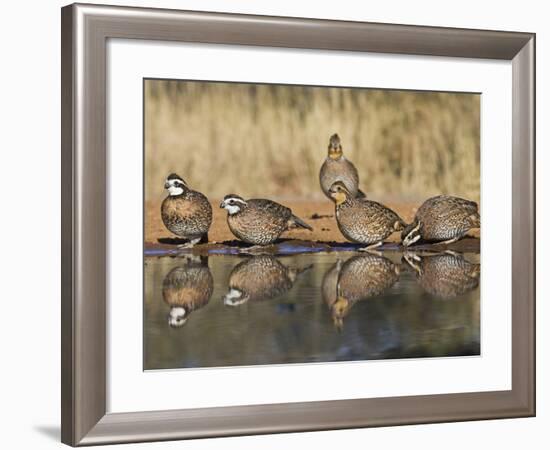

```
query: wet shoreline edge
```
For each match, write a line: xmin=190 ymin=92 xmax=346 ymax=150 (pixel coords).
xmin=144 ymin=237 xmax=480 ymax=257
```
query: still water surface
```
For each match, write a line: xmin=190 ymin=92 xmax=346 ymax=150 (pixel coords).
xmin=144 ymin=251 xmax=480 ymax=370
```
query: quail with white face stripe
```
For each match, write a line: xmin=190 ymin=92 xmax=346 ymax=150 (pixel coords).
xmin=401 ymin=195 xmax=480 ymax=247
xmin=161 ymin=173 xmax=213 ymax=248
xmin=220 ymin=194 xmax=313 ymax=246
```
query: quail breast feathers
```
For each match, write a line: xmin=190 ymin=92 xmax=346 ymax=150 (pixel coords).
xmin=161 ymin=173 xmax=212 ymax=246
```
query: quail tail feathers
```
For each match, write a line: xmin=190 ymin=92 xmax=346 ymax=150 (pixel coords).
xmin=290 ymin=214 xmax=313 ymax=231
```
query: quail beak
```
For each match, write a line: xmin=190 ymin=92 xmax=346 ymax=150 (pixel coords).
xmin=164 ymin=181 xmax=170 ymax=189
xmin=219 ymin=200 xmax=226 ymax=208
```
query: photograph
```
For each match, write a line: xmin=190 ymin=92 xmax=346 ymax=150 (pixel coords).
xmin=2 ymin=0 xmax=540 ymax=447
xmin=143 ymin=80 xmax=481 ymax=370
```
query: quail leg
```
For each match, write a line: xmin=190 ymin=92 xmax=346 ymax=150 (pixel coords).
xmin=176 ymin=236 xmax=202 ymax=249
xmin=358 ymin=241 xmax=383 ymax=253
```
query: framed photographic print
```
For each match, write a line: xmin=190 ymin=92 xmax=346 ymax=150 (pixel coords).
xmin=61 ymin=3 xmax=535 ymax=446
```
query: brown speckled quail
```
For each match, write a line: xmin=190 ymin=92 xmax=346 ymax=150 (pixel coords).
xmin=330 ymin=254 xmax=400 ymax=329
xmin=328 ymin=181 xmax=406 ymax=250
xmin=223 ymin=256 xmax=311 ymax=306
xmin=319 ymin=133 xmax=365 ymax=199
xmin=219 ymin=194 xmax=313 ymax=246
xmin=402 ymin=195 xmax=480 ymax=247
xmin=161 ymin=173 xmax=213 ymax=247
xmin=162 ymin=257 xmax=214 ymax=327
xmin=403 ymin=251 xmax=480 ymax=299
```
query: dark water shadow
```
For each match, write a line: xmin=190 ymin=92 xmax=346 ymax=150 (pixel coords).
xmin=157 ymin=234 xmax=209 ymax=245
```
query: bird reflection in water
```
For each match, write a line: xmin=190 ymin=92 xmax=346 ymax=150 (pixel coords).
xmin=324 ymin=254 xmax=401 ymax=330
xmin=321 ymin=259 xmax=343 ymax=317
xmin=403 ymin=251 xmax=480 ymax=299
xmin=162 ymin=256 xmax=213 ymax=327
xmin=223 ymin=256 xmax=312 ymax=306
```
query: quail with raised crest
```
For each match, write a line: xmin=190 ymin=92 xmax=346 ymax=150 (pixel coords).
xmin=319 ymin=133 xmax=365 ymax=199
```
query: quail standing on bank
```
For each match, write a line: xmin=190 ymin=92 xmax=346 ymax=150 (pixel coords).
xmin=220 ymin=194 xmax=313 ymax=246
xmin=161 ymin=173 xmax=213 ymax=247
xmin=319 ymin=133 xmax=365 ymax=199
xmin=401 ymin=195 xmax=480 ymax=247
xmin=328 ymin=181 xmax=406 ymax=250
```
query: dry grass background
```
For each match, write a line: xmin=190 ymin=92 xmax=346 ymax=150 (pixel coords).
xmin=145 ymin=80 xmax=480 ymax=203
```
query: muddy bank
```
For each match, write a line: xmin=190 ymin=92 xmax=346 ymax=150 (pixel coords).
xmin=145 ymin=199 xmax=480 ymax=256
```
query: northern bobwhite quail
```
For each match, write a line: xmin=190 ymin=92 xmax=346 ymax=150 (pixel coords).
xmin=319 ymin=133 xmax=365 ymax=199
xmin=401 ymin=195 xmax=480 ymax=247
xmin=403 ymin=251 xmax=480 ymax=299
xmin=161 ymin=173 xmax=212 ymax=247
xmin=219 ymin=194 xmax=313 ymax=245
xmin=162 ymin=257 xmax=214 ymax=327
xmin=328 ymin=181 xmax=405 ymax=250
xmin=223 ymin=256 xmax=311 ymax=306
xmin=330 ymin=254 xmax=400 ymax=329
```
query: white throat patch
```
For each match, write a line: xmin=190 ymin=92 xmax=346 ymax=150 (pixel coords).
xmin=222 ymin=197 xmax=246 ymax=215
xmin=225 ymin=204 xmax=241 ymax=215
xmin=167 ymin=185 xmax=184 ymax=196
xmin=168 ymin=306 xmax=187 ymax=327
xmin=165 ymin=178 xmax=187 ymax=196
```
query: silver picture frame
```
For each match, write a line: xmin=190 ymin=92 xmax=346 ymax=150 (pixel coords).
xmin=61 ymin=3 xmax=535 ymax=446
